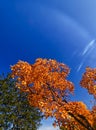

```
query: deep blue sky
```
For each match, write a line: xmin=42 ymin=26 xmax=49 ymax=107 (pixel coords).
xmin=1 ymin=0 xmax=96 ymax=129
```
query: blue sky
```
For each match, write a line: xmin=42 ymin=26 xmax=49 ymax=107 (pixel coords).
xmin=1 ymin=0 xmax=96 ymax=129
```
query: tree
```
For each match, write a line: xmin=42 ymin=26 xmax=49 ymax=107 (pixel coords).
xmin=0 ymin=74 xmax=42 ymax=130
xmin=11 ymin=58 xmax=96 ymax=130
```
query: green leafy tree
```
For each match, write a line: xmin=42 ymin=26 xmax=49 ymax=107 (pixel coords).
xmin=0 ymin=74 xmax=42 ymax=130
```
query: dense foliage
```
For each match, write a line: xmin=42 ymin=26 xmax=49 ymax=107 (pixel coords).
xmin=11 ymin=58 xmax=96 ymax=130
xmin=0 ymin=74 xmax=42 ymax=130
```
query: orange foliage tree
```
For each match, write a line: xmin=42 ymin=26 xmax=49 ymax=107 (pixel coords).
xmin=11 ymin=58 xmax=96 ymax=130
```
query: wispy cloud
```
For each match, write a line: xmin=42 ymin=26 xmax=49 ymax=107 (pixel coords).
xmin=38 ymin=126 xmax=59 ymax=130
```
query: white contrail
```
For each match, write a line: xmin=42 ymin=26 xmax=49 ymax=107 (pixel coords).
xmin=82 ymin=39 xmax=96 ymax=56
xmin=77 ymin=39 xmax=96 ymax=72
xmin=77 ymin=62 xmax=84 ymax=72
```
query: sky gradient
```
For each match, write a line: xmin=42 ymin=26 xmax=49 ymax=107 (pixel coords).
xmin=1 ymin=0 xmax=96 ymax=129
